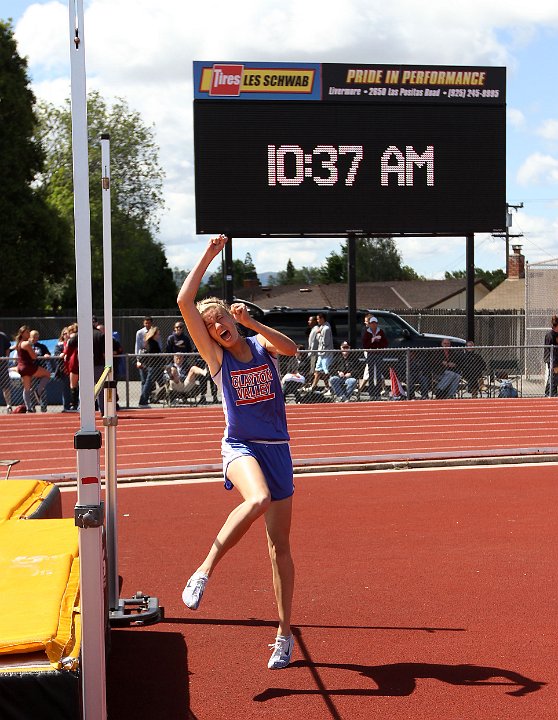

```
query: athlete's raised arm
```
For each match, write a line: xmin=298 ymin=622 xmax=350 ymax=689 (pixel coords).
xmin=177 ymin=235 xmax=227 ymax=372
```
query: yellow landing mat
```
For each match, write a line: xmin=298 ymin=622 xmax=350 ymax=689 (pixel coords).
xmin=0 ymin=480 xmax=60 ymax=520
xmin=0 ymin=520 xmax=80 ymax=669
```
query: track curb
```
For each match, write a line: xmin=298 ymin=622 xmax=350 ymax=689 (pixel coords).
xmin=52 ymin=451 xmax=558 ymax=487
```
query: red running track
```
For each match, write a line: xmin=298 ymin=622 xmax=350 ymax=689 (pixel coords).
xmin=2 ymin=398 xmax=558 ymax=481
xmin=61 ymin=463 xmax=557 ymax=720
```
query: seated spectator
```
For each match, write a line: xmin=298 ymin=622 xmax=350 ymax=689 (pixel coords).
xmin=406 ymin=348 xmax=431 ymax=400
xmin=434 ymin=338 xmax=462 ymax=399
xmin=164 ymin=354 xmax=207 ymax=401
xmin=460 ymin=340 xmax=487 ymax=398
xmin=282 ymin=344 xmax=311 ymax=401
xmin=329 ymin=342 xmax=360 ymax=402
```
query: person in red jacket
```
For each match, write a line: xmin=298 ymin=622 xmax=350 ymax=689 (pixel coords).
xmin=63 ymin=323 xmax=79 ymax=411
xmin=14 ymin=326 xmax=51 ymax=413
xmin=361 ymin=314 xmax=388 ymax=400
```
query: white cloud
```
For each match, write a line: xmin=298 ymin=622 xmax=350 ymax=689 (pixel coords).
xmin=508 ymin=107 xmax=526 ymax=129
xmin=15 ymin=2 xmax=66 ymax=76
xmin=536 ymin=118 xmax=558 ymax=141
xmin=517 ymin=153 xmax=558 ymax=186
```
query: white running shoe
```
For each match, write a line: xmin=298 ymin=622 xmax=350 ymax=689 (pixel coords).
xmin=268 ymin=634 xmax=294 ymax=669
xmin=182 ymin=572 xmax=208 ymax=610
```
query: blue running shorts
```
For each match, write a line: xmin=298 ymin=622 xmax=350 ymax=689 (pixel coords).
xmin=221 ymin=437 xmax=294 ymax=501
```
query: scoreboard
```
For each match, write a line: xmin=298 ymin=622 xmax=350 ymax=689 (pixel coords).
xmin=193 ymin=62 xmax=506 ymax=237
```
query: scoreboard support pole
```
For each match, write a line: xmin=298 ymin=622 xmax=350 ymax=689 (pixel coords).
xmin=224 ymin=235 xmax=234 ymax=305
xmin=347 ymin=233 xmax=357 ymax=348
xmin=466 ymin=233 xmax=475 ymax=342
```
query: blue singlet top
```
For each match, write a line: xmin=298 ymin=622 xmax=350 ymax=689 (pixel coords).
xmin=214 ymin=335 xmax=289 ymax=442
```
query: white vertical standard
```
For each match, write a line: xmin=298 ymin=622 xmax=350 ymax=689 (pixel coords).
xmin=68 ymin=2 xmax=107 ymax=719
xmin=100 ymin=133 xmax=120 ymax=612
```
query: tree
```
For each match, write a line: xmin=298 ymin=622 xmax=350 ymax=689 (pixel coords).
xmin=173 ymin=267 xmax=188 ymax=290
xmin=271 ymin=260 xmax=322 ymax=286
xmin=0 ymin=21 xmax=72 ymax=312
xmin=243 ymin=252 xmax=258 ymax=280
xmin=200 ymin=254 xmax=260 ymax=297
xmin=445 ymin=268 xmax=506 ymax=291
xmin=36 ymin=91 xmax=176 ymax=308
xmin=285 ymin=259 xmax=296 ymax=282
xmin=320 ymin=236 xmax=422 ymax=283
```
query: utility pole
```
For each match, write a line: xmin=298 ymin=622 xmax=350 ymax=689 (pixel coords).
xmin=493 ymin=202 xmax=523 ymax=276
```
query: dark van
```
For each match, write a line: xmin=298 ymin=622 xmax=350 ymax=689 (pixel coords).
xmin=239 ymin=302 xmax=465 ymax=348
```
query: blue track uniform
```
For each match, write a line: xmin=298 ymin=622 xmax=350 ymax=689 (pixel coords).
xmin=214 ymin=336 xmax=294 ymax=501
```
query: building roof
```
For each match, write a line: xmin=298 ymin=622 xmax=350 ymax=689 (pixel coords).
xmin=237 ymin=279 xmax=488 ymax=311
xmin=474 ymin=278 xmax=525 ymax=311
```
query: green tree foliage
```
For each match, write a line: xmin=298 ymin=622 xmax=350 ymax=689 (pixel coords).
xmin=0 ymin=21 xmax=72 ymax=312
xmin=271 ymin=260 xmax=322 ymax=286
xmin=285 ymin=259 xmax=295 ymax=282
xmin=320 ymin=236 xmax=423 ymax=283
xmin=200 ymin=254 xmax=261 ymax=297
xmin=173 ymin=267 xmax=188 ymax=290
xmin=36 ymin=91 xmax=176 ymax=308
xmin=445 ymin=268 xmax=506 ymax=291
xmin=243 ymin=252 xmax=258 ymax=280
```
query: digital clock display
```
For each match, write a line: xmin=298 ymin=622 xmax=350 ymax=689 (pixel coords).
xmin=193 ymin=63 xmax=506 ymax=236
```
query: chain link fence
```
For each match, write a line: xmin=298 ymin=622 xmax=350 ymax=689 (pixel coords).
xmin=2 ymin=344 xmax=557 ymax=411
xmin=525 ymin=258 xmax=558 ymax=383
xmin=278 ymin=345 xmax=553 ymax=402
xmin=0 ymin=309 xmax=527 ymax=355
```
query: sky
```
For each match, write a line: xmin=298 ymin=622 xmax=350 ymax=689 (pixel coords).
xmin=3 ymin=1 xmax=558 ymax=280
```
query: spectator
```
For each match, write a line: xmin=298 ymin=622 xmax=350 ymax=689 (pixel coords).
xmin=93 ymin=324 xmax=119 ymax=414
xmin=307 ymin=315 xmax=319 ymax=375
xmin=0 ymin=328 xmax=12 ymax=413
xmin=281 ymin=344 xmax=311 ymax=402
xmin=309 ymin=313 xmax=334 ymax=391
xmin=29 ymin=329 xmax=52 ymax=412
xmin=362 ymin=314 xmax=388 ymax=400
xmin=358 ymin=314 xmax=371 ymax=393
xmin=138 ymin=325 xmax=162 ymax=407
xmin=434 ymin=338 xmax=462 ymax=399
xmin=164 ymin=354 xmax=207 ymax=402
xmin=64 ymin=323 xmax=79 ymax=411
xmin=406 ymin=349 xmax=432 ymax=400
xmin=135 ymin=315 xmax=160 ymax=403
xmin=460 ymin=340 xmax=487 ymax=398
xmin=193 ymin=353 xmax=218 ymax=404
xmin=53 ymin=327 xmax=72 ymax=412
xmin=166 ymin=321 xmax=193 ymax=356
xmin=329 ymin=342 xmax=360 ymax=402
xmin=112 ymin=330 xmax=126 ymax=384
xmin=14 ymin=325 xmax=51 ymax=413
xmin=544 ymin=315 xmax=558 ymax=397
